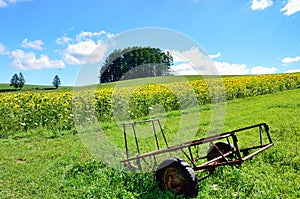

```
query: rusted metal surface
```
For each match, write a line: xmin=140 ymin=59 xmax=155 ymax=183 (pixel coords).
xmin=121 ymin=118 xmax=274 ymax=180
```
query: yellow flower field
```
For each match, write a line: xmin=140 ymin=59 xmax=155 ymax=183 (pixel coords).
xmin=0 ymin=73 xmax=299 ymax=135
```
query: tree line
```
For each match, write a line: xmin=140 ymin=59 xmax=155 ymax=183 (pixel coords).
xmin=99 ymin=46 xmax=173 ymax=83
xmin=9 ymin=46 xmax=173 ymax=89
xmin=9 ymin=73 xmax=61 ymax=90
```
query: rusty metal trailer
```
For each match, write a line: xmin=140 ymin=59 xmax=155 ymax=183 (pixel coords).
xmin=121 ymin=119 xmax=274 ymax=197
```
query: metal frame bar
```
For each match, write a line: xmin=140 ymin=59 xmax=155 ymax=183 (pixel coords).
xmin=121 ymin=119 xmax=274 ymax=178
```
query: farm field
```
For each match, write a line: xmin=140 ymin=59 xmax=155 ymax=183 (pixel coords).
xmin=0 ymin=73 xmax=299 ymax=198
xmin=0 ymin=73 xmax=299 ymax=135
xmin=0 ymin=84 xmax=72 ymax=93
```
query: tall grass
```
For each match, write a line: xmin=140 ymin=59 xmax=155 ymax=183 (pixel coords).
xmin=0 ymin=89 xmax=299 ymax=198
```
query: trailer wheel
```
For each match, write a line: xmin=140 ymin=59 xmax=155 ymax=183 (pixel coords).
xmin=156 ymin=158 xmax=198 ymax=198
xmin=207 ymin=142 xmax=235 ymax=162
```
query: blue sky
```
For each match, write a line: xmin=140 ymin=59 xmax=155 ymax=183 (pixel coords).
xmin=0 ymin=0 xmax=300 ymax=86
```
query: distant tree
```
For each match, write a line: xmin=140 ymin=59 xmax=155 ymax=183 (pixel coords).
xmin=18 ymin=73 xmax=25 ymax=89
xmin=9 ymin=73 xmax=25 ymax=90
xmin=52 ymin=75 xmax=61 ymax=89
xmin=10 ymin=73 xmax=19 ymax=89
xmin=99 ymin=46 xmax=173 ymax=83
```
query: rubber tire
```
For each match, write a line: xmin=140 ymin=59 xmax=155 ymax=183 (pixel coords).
xmin=207 ymin=142 xmax=234 ymax=162
xmin=156 ymin=158 xmax=198 ymax=198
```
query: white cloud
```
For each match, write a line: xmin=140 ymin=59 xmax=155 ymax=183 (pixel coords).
xmin=76 ymin=30 xmax=107 ymax=42
xmin=10 ymin=49 xmax=65 ymax=70
xmin=0 ymin=0 xmax=30 ymax=8
xmin=165 ymin=50 xmax=183 ymax=63
xmin=169 ymin=48 xmax=279 ymax=76
xmin=169 ymin=47 xmax=219 ymax=75
xmin=172 ymin=57 xmax=278 ymax=76
xmin=280 ymin=0 xmax=300 ymax=16
xmin=214 ymin=61 xmax=250 ymax=75
xmin=285 ymin=69 xmax=300 ymax=73
xmin=214 ymin=61 xmax=277 ymax=75
xmin=251 ymin=0 xmax=273 ymax=10
xmin=171 ymin=62 xmax=199 ymax=75
xmin=22 ymin=38 xmax=44 ymax=50
xmin=63 ymin=40 xmax=107 ymax=65
xmin=250 ymin=66 xmax=277 ymax=74
xmin=57 ymin=30 xmax=112 ymax=65
xmin=281 ymin=56 xmax=300 ymax=64
xmin=7 ymin=0 xmax=29 ymax=2
xmin=209 ymin=52 xmax=221 ymax=59
xmin=56 ymin=35 xmax=73 ymax=45
xmin=0 ymin=0 xmax=8 ymax=7
xmin=4 ymin=30 xmax=112 ymax=70
xmin=107 ymin=33 xmax=116 ymax=39
xmin=0 ymin=43 xmax=9 ymax=55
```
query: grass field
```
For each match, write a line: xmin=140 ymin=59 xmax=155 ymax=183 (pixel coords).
xmin=1 ymin=73 xmax=299 ymax=135
xmin=0 ymin=83 xmax=72 ymax=93
xmin=0 ymin=87 xmax=299 ymax=198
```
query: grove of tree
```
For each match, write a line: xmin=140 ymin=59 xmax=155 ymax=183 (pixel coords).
xmin=10 ymin=72 xmax=25 ymax=89
xmin=99 ymin=46 xmax=173 ymax=83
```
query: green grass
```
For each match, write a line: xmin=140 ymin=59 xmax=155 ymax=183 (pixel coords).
xmin=97 ymin=75 xmax=220 ymax=89
xmin=0 ymin=83 xmax=72 ymax=92
xmin=0 ymin=89 xmax=299 ymax=198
